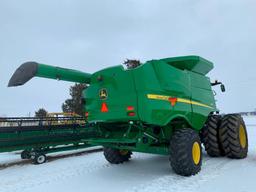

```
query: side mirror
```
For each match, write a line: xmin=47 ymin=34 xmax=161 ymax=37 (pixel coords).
xmin=221 ymin=84 xmax=226 ymax=92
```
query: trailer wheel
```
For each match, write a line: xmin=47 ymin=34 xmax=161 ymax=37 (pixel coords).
xmin=21 ymin=150 xmax=31 ymax=159
xmin=103 ymin=147 xmax=132 ymax=164
xmin=219 ymin=114 xmax=248 ymax=159
xmin=170 ymin=128 xmax=202 ymax=176
xmin=201 ymin=115 xmax=224 ymax=157
xmin=32 ymin=153 xmax=47 ymax=164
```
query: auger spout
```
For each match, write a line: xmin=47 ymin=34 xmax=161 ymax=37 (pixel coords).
xmin=8 ymin=62 xmax=91 ymax=87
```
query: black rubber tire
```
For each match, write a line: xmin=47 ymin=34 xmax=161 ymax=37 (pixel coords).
xmin=21 ymin=150 xmax=31 ymax=159
xmin=103 ymin=147 xmax=132 ymax=164
xmin=201 ymin=115 xmax=225 ymax=157
xmin=32 ymin=153 xmax=47 ymax=164
xmin=219 ymin=114 xmax=248 ymax=159
xmin=170 ymin=128 xmax=202 ymax=176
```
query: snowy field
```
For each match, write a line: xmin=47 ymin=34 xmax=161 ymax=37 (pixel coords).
xmin=0 ymin=117 xmax=256 ymax=192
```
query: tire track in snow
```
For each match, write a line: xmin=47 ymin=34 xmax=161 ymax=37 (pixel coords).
xmin=126 ymin=156 xmax=231 ymax=192
xmin=0 ymin=152 xmax=145 ymax=192
xmin=0 ymin=152 xmax=241 ymax=192
xmin=0 ymin=152 xmax=107 ymax=192
xmin=0 ymin=148 xmax=102 ymax=170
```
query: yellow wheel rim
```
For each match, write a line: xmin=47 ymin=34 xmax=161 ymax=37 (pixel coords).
xmin=192 ymin=142 xmax=201 ymax=165
xmin=239 ymin=125 xmax=247 ymax=148
xmin=119 ymin=150 xmax=129 ymax=156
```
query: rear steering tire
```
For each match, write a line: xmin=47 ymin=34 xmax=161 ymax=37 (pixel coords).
xmin=103 ymin=147 xmax=132 ymax=164
xmin=170 ymin=128 xmax=202 ymax=176
xmin=219 ymin=114 xmax=248 ymax=159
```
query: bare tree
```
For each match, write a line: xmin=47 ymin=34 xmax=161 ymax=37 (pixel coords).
xmin=123 ymin=59 xmax=141 ymax=69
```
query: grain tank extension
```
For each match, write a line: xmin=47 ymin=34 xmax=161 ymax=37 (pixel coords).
xmin=7 ymin=56 xmax=248 ymax=176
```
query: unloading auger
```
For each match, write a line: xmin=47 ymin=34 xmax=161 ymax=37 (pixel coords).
xmin=8 ymin=61 xmax=91 ymax=86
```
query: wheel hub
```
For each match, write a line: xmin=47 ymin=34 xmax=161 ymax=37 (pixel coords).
xmin=37 ymin=155 xmax=46 ymax=164
xmin=239 ymin=125 xmax=246 ymax=148
xmin=119 ymin=150 xmax=129 ymax=156
xmin=192 ymin=142 xmax=201 ymax=165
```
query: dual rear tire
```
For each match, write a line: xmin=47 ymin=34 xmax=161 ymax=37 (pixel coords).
xmin=202 ymin=114 xmax=248 ymax=159
xmin=219 ymin=114 xmax=248 ymax=158
xmin=170 ymin=113 xmax=248 ymax=176
xmin=201 ymin=115 xmax=224 ymax=157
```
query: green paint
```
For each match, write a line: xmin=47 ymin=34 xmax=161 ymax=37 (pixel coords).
xmin=85 ymin=56 xmax=216 ymax=130
xmin=0 ymin=124 xmax=98 ymax=153
xmin=37 ymin=64 xmax=91 ymax=84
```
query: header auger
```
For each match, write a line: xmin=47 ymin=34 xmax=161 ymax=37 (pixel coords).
xmin=4 ymin=55 xmax=248 ymax=176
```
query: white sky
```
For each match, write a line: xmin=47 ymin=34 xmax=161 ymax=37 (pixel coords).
xmin=1 ymin=0 xmax=256 ymax=116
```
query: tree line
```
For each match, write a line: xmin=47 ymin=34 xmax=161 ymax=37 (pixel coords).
xmin=34 ymin=83 xmax=86 ymax=118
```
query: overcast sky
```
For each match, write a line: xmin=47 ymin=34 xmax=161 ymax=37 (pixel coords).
xmin=0 ymin=0 xmax=256 ymax=116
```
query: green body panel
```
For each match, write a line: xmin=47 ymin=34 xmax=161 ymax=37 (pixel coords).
xmin=189 ymin=71 xmax=216 ymax=128
xmin=85 ymin=56 xmax=216 ymax=131
xmin=159 ymin=56 xmax=213 ymax=75
xmin=6 ymin=55 xmax=218 ymax=156
xmin=85 ymin=66 xmax=138 ymax=122
xmin=133 ymin=61 xmax=193 ymax=126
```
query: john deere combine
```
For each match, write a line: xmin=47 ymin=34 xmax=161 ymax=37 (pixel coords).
xmin=4 ymin=55 xmax=248 ymax=176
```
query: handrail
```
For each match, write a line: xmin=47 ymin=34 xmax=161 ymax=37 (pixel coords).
xmin=0 ymin=116 xmax=86 ymax=128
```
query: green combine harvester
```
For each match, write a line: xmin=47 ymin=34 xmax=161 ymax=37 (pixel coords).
xmin=2 ymin=55 xmax=248 ymax=176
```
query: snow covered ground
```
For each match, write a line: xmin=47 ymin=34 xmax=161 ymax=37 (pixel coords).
xmin=0 ymin=116 xmax=256 ymax=192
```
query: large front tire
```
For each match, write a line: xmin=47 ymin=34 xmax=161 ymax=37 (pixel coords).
xmin=103 ymin=147 xmax=132 ymax=164
xmin=170 ymin=128 xmax=202 ymax=176
xmin=219 ymin=114 xmax=248 ymax=159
